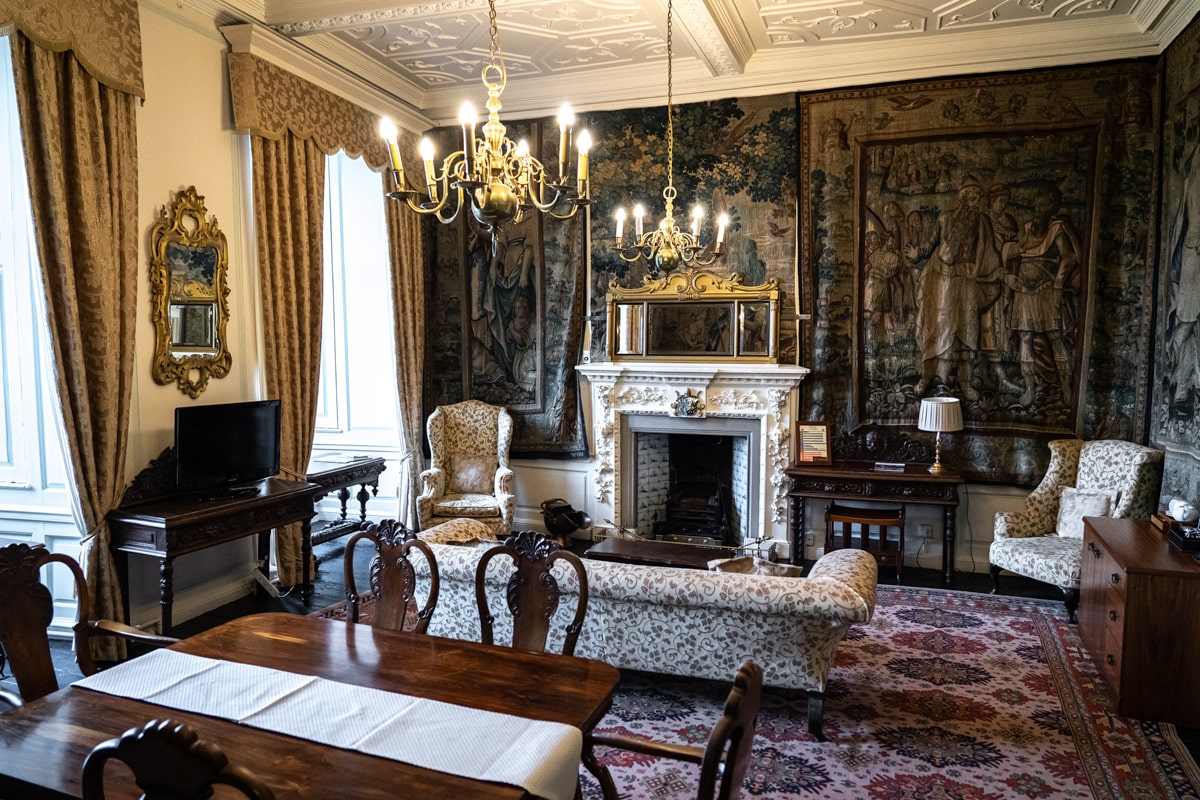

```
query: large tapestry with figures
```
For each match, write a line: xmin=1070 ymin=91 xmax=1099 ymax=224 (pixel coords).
xmin=585 ymin=93 xmax=799 ymax=363
xmin=1155 ymin=14 xmax=1200 ymax=504
xmin=801 ymin=64 xmax=1160 ymax=484
xmin=424 ymin=120 xmax=589 ymax=458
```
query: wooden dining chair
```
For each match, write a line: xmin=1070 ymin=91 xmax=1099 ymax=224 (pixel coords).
xmin=81 ymin=718 xmax=277 ymax=800
xmin=343 ymin=519 xmax=440 ymax=632
xmin=474 ymin=530 xmax=589 ymax=655
xmin=0 ymin=543 xmax=178 ymax=705
xmin=589 ymin=660 xmax=764 ymax=800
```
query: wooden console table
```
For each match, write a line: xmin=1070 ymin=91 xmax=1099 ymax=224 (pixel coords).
xmin=1079 ymin=517 xmax=1200 ymax=726
xmin=107 ymin=476 xmax=323 ymax=635
xmin=584 ymin=537 xmax=735 ymax=570
xmin=785 ymin=461 xmax=962 ymax=584
xmin=306 ymin=456 xmax=387 ymax=546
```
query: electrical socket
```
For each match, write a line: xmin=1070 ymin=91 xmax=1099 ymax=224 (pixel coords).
xmin=804 ymin=533 xmax=815 ymax=547
xmin=919 ymin=523 xmax=933 ymax=540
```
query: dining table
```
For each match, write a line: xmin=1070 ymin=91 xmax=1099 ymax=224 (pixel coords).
xmin=0 ymin=612 xmax=622 ymax=800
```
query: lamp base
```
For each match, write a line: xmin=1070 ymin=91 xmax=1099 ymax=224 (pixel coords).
xmin=928 ymin=460 xmax=949 ymax=474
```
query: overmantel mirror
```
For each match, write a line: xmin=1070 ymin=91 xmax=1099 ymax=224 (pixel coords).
xmin=607 ymin=268 xmax=780 ymax=362
xmin=149 ymin=186 xmax=231 ymax=397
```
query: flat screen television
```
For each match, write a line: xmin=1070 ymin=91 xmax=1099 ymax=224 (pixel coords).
xmin=174 ymin=399 xmax=281 ymax=496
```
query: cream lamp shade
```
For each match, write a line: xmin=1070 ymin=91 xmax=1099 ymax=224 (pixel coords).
xmin=918 ymin=397 xmax=964 ymax=433
xmin=917 ymin=397 xmax=962 ymax=473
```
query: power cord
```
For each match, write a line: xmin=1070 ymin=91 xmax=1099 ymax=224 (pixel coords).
xmin=963 ymin=484 xmax=978 ymax=572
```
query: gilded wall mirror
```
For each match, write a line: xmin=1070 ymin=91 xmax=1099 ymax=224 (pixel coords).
xmin=149 ymin=186 xmax=231 ymax=397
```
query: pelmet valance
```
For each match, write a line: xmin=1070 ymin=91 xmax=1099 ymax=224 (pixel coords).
xmin=0 ymin=0 xmax=143 ymax=97
xmin=227 ymin=52 xmax=391 ymax=172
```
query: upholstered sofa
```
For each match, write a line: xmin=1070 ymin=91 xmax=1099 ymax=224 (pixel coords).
xmin=416 ymin=519 xmax=878 ymax=739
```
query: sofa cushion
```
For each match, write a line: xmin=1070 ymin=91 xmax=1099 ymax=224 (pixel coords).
xmin=1055 ymin=487 xmax=1116 ymax=539
xmin=433 ymin=493 xmax=501 ymax=518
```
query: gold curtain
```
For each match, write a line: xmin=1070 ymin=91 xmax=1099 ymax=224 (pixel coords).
xmin=250 ymin=134 xmax=325 ymax=586
xmin=10 ymin=32 xmax=138 ymax=656
xmin=383 ymin=147 xmax=426 ymax=527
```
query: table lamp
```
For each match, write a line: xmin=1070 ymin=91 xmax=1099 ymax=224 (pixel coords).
xmin=918 ymin=397 xmax=963 ymax=474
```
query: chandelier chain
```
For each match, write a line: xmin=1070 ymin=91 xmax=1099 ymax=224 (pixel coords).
xmin=666 ymin=0 xmax=674 ymax=196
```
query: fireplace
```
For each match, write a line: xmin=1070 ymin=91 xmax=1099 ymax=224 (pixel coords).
xmin=576 ymin=362 xmax=809 ymax=554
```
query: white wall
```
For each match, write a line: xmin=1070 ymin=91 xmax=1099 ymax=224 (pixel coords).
xmin=126 ymin=0 xmax=263 ymax=628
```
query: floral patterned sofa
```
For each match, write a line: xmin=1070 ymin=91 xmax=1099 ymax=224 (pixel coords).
xmin=417 ymin=519 xmax=878 ymax=739
xmin=989 ymin=438 xmax=1164 ymax=622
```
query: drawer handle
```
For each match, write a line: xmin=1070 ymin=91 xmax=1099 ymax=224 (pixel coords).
xmin=1087 ymin=541 xmax=1095 ymax=553
xmin=1109 ymin=610 xmax=1117 ymax=621
xmin=1092 ymin=548 xmax=1101 ymax=559
xmin=1106 ymin=654 xmax=1115 ymax=666
xmin=1110 ymin=573 xmax=1120 ymax=586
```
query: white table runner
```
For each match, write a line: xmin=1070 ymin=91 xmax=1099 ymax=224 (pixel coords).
xmin=74 ymin=649 xmax=582 ymax=800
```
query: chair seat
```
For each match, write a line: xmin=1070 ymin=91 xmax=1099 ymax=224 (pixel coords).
xmin=990 ymin=535 xmax=1082 ymax=590
xmin=433 ymin=493 xmax=502 ymax=518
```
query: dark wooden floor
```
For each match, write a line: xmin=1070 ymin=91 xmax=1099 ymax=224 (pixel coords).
xmin=4 ymin=535 xmax=1196 ymax=763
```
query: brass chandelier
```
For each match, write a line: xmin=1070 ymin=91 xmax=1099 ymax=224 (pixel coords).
xmin=378 ymin=0 xmax=591 ymax=234
xmin=613 ymin=0 xmax=727 ymax=273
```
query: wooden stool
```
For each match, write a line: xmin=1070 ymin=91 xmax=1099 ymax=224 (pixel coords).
xmin=824 ymin=502 xmax=906 ymax=582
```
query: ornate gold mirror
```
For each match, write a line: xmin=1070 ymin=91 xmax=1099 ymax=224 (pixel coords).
xmin=149 ymin=186 xmax=231 ymax=397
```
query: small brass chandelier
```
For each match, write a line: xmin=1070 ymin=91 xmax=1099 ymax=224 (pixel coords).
xmin=378 ymin=0 xmax=591 ymax=235
xmin=613 ymin=0 xmax=727 ymax=274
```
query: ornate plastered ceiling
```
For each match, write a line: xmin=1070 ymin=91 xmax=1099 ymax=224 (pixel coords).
xmin=228 ymin=0 xmax=1198 ymax=123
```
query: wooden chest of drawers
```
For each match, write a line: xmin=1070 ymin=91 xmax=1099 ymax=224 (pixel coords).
xmin=1079 ymin=517 xmax=1200 ymax=726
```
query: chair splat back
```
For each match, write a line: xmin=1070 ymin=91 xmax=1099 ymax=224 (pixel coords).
xmin=81 ymin=718 xmax=276 ymax=800
xmin=344 ymin=520 xmax=440 ymax=633
xmin=0 ymin=542 xmax=95 ymax=702
xmin=474 ymin=530 xmax=589 ymax=655
xmin=699 ymin=660 xmax=763 ymax=800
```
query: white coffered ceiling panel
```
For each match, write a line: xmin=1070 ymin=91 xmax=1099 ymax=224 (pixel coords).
xmin=209 ymin=0 xmax=1198 ymax=124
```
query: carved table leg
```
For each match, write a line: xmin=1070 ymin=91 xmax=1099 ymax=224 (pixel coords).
xmin=356 ymin=481 xmax=377 ymax=524
xmin=943 ymin=505 xmax=957 ymax=587
xmin=301 ymin=517 xmax=313 ymax=605
xmin=789 ymin=494 xmax=806 ymax=566
xmin=336 ymin=487 xmax=351 ymax=521
xmin=159 ymin=557 xmax=175 ymax=636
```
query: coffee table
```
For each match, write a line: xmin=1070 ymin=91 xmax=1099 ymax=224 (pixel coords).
xmin=584 ymin=536 xmax=736 ymax=570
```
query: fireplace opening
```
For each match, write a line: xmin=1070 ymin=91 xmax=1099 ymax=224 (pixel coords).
xmin=633 ymin=430 xmax=749 ymax=547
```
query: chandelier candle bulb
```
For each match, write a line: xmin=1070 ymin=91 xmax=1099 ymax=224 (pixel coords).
xmin=716 ymin=213 xmax=729 ymax=245
xmin=615 ymin=208 xmax=626 ymax=243
xmin=515 ymin=139 xmax=531 ymax=187
xmin=419 ymin=138 xmax=437 ymax=198
xmin=691 ymin=205 xmax=703 ymax=237
xmin=577 ymin=129 xmax=591 ymax=190
xmin=557 ymin=104 xmax=574 ymax=182
xmin=379 ymin=118 xmax=404 ymax=186
xmin=634 ymin=204 xmax=645 ymax=236
xmin=459 ymin=103 xmax=477 ymax=174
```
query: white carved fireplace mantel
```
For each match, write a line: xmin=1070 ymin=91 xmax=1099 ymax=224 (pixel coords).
xmin=576 ymin=362 xmax=809 ymax=553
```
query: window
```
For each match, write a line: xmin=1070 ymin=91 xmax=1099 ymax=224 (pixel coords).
xmin=0 ymin=37 xmax=80 ymax=627
xmin=312 ymin=151 xmax=402 ymax=509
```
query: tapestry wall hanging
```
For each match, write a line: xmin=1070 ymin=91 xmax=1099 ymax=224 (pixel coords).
xmin=801 ymin=64 xmax=1159 ymax=484
xmin=585 ymin=93 xmax=799 ymax=363
xmin=424 ymin=119 xmax=589 ymax=458
xmin=1155 ymin=13 xmax=1200 ymax=503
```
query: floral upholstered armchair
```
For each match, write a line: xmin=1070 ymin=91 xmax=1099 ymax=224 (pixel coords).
xmin=417 ymin=400 xmax=515 ymax=538
xmin=989 ymin=438 xmax=1164 ymax=622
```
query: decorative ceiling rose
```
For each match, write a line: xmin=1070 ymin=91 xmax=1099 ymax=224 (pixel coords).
xmin=378 ymin=0 xmax=591 ymax=238
xmin=611 ymin=0 xmax=727 ymax=275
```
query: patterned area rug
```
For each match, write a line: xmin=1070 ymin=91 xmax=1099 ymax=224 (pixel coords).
xmin=581 ymin=586 xmax=1200 ymax=799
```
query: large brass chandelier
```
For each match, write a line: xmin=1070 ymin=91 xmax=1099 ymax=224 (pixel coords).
xmin=378 ymin=0 xmax=591 ymax=234
xmin=613 ymin=0 xmax=727 ymax=274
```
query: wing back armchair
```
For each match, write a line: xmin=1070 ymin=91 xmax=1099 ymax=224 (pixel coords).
xmin=989 ymin=438 xmax=1163 ymax=621
xmin=416 ymin=400 xmax=515 ymax=538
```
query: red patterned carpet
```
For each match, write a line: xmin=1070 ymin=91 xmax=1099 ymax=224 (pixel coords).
xmin=581 ymin=586 xmax=1200 ymax=799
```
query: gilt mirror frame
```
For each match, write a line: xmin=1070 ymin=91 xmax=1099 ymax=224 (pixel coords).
xmin=606 ymin=268 xmax=780 ymax=362
xmin=149 ymin=186 xmax=231 ymax=397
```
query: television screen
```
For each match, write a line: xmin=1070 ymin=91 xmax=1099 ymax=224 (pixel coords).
xmin=174 ymin=399 xmax=281 ymax=495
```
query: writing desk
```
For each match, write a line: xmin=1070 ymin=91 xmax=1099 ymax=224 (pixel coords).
xmin=107 ymin=478 xmax=323 ymax=634
xmin=785 ymin=461 xmax=963 ymax=585
xmin=306 ymin=456 xmax=387 ymax=545
xmin=0 ymin=613 xmax=621 ymax=800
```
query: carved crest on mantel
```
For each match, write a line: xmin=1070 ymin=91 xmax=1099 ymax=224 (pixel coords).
xmin=611 ymin=267 xmax=778 ymax=301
